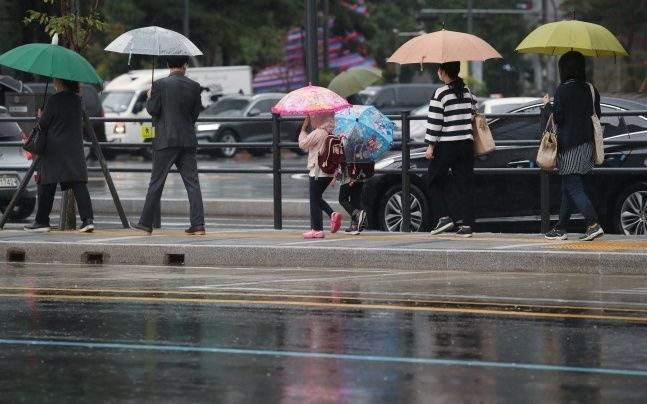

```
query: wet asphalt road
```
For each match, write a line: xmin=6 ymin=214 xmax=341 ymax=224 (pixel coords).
xmin=2 ymin=264 xmax=647 ymax=402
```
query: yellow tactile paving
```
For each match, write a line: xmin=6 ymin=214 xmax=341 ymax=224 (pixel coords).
xmin=546 ymin=240 xmax=647 ymax=251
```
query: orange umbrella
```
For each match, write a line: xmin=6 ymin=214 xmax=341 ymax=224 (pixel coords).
xmin=387 ymin=29 xmax=502 ymax=69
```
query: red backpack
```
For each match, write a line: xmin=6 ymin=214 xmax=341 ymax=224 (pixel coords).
xmin=318 ymin=133 xmax=346 ymax=175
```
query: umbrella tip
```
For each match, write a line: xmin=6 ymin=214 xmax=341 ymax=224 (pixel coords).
xmin=51 ymin=33 xmax=59 ymax=45
xmin=441 ymin=21 xmax=445 ymax=30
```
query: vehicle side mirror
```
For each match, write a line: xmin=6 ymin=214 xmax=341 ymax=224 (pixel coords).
xmin=247 ymin=108 xmax=261 ymax=117
xmin=132 ymin=101 xmax=145 ymax=114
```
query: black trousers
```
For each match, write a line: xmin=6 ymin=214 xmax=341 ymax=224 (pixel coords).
xmin=426 ymin=139 xmax=475 ymax=227
xmin=339 ymin=182 xmax=363 ymax=222
xmin=36 ymin=181 xmax=93 ymax=225
xmin=140 ymin=147 xmax=204 ymax=228
xmin=309 ymin=176 xmax=333 ymax=230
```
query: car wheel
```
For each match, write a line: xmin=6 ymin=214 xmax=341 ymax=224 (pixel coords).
xmin=217 ymin=130 xmax=238 ymax=158
xmin=613 ymin=182 xmax=647 ymax=235
xmin=0 ymin=197 xmax=36 ymax=221
xmin=378 ymin=183 xmax=429 ymax=232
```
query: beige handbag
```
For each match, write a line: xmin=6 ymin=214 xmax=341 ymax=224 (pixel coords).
xmin=536 ymin=114 xmax=557 ymax=171
xmin=467 ymin=88 xmax=495 ymax=156
xmin=588 ymin=83 xmax=604 ymax=165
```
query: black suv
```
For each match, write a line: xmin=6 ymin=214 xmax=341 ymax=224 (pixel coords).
xmin=363 ymin=97 xmax=647 ymax=235
xmin=361 ymin=84 xmax=441 ymax=115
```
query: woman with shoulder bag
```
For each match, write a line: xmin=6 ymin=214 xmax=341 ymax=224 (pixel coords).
xmin=425 ymin=61 xmax=477 ymax=238
xmin=24 ymin=78 xmax=94 ymax=233
xmin=542 ymin=51 xmax=603 ymax=242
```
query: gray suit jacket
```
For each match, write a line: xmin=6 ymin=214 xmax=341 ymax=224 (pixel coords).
xmin=146 ymin=72 xmax=202 ymax=150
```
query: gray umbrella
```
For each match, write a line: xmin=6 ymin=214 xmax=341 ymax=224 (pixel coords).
xmin=105 ymin=26 xmax=203 ymax=83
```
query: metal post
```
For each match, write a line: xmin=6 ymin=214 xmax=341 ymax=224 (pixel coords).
xmin=401 ymin=111 xmax=411 ymax=232
xmin=82 ymin=111 xmax=129 ymax=228
xmin=540 ymin=170 xmax=550 ymax=233
xmin=59 ymin=190 xmax=76 ymax=230
xmin=305 ymin=0 xmax=319 ymax=85
xmin=183 ymin=0 xmax=189 ymax=37
xmin=272 ymin=113 xmax=283 ymax=230
xmin=0 ymin=156 xmax=39 ymax=229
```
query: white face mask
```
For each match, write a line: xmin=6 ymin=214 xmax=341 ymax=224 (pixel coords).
xmin=437 ymin=71 xmax=443 ymax=82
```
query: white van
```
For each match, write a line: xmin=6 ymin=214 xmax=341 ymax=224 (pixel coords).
xmin=100 ymin=66 xmax=252 ymax=156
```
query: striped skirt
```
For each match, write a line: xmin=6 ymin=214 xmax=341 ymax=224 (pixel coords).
xmin=558 ymin=141 xmax=594 ymax=175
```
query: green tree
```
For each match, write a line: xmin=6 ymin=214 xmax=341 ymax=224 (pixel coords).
xmin=24 ymin=0 xmax=107 ymax=53
xmin=562 ymin=0 xmax=646 ymax=91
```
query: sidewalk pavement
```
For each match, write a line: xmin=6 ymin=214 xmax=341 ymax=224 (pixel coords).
xmin=0 ymin=228 xmax=645 ymax=274
xmin=53 ymin=197 xmax=328 ymax=218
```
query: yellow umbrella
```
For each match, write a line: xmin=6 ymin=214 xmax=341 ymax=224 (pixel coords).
xmin=516 ymin=20 xmax=628 ymax=57
xmin=328 ymin=66 xmax=382 ymax=98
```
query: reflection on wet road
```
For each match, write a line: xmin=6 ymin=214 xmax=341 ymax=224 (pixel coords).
xmin=2 ymin=263 xmax=647 ymax=402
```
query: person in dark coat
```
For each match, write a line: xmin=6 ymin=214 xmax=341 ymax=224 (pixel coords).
xmin=130 ymin=55 xmax=205 ymax=235
xmin=24 ymin=78 xmax=94 ymax=233
xmin=543 ymin=50 xmax=604 ymax=242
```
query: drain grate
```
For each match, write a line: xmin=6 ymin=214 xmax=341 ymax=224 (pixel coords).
xmin=84 ymin=252 xmax=104 ymax=265
xmin=7 ymin=249 xmax=25 ymax=263
xmin=165 ymin=253 xmax=185 ymax=266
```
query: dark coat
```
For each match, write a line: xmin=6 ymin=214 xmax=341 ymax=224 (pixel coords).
xmin=37 ymin=91 xmax=87 ymax=185
xmin=544 ymin=79 xmax=601 ymax=153
xmin=146 ymin=72 xmax=202 ymax=151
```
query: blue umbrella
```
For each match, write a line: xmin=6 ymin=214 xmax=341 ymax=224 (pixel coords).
xmin=334 ymin=105 xmax=394 ymax=162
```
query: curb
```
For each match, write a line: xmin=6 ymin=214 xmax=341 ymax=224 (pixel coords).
xmin=1 ymin=240 xmax=645 ymax=274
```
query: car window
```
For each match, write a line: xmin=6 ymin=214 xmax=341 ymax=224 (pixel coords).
xmin=624 ymin=115 xmax=647 ymax=134
xmin=489 ymin=106 xmax=542 ymax=141
xmin=400 ymin=87 xmax=435 ymax=106
xmin=600 ymin=106 xmax=626 ymax=138
xmin=203 ymin=99 xmax=249 ymax=115
xmin=101 ymin=91 xmax=134 ymax=113
xmin=252 ymin=99 xmax=276 ymax=114
xmin=372 ymin=88 xmax=395 ymax=108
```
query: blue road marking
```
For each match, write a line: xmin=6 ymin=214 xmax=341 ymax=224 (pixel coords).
xmin=2 ymin=338 xmax=647 ymax=377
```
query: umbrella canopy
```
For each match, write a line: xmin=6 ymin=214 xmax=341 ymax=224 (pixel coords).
xmin=515 ymin=20 xmax=628 ymax=57
xmin=271 ymin=83 xmax=351 ymax=115
xmin=328 ymin=66 xmax=382 ymax=98
xmin=387 ymin=29 xmax=502 ymax=65
xmin=0 ymin=43 xmax=101 ymax=84
xmin=334 ymin=105 xmax=394 ymax=161
xmin=105 ymin=26 xmax=203 ymax=56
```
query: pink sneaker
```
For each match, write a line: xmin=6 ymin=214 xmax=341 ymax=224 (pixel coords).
xmin=330 ymin=212 xmax=342 ymax=233
xmin=303 ymin=230 xmax=325 ymax=239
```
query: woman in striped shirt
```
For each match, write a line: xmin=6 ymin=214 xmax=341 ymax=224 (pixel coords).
xmin=425 ymin=61 xmax=477 ymax=238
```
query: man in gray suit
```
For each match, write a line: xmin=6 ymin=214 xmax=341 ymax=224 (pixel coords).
xmin=131 ymin=55 xmax=205 ymax=235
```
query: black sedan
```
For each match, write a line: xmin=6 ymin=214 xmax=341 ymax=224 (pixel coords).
xmin=363 ymin=97 xmax=647 ymax=235
xmin=196 ymin=93 xmax=302 ymax=158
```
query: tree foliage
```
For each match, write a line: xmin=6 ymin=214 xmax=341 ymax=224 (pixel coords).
xmin=23 ymin=0 xmax=107 ymax=53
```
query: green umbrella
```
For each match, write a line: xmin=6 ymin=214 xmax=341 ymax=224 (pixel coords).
xmin=516 ymin=20 xmax=628 ymax=57
xmin=328 ymin=66 xmax=382 ymax=98
xmin=0 ymin=43 xmax=102 ymax=84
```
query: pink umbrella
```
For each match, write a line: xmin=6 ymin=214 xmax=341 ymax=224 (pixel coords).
xmin=387 ymin=29 xmax=502 ymax=68
xmin=271 ymin=83 xmax=351 ymax=115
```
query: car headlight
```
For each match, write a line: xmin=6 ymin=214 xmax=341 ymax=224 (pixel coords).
xmin=375 ymin=157 xmax=396 ymax=170
xmin=114 ymin=122 xmax=126 ymax=134
xmin=196 ymin=123 xmax=220 ymax=132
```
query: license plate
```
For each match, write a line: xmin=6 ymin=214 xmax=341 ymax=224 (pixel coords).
xmin=0 ymin=175 xmax=18 ymax=188
xmin=141 ymin=126 xmax=155 ymax=139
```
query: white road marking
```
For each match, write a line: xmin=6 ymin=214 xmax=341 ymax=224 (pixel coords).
xmin=491 ymin=242 xmax=567 ymax=249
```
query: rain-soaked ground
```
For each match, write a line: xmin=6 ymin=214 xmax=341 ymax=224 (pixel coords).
xmin=1 ymin=263 xmax=647 ymax=402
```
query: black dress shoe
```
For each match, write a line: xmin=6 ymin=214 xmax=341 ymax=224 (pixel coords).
xmin=185 ymin=225 xmax=206 ymax=235
xmin=130 ymin=222 xmax=152 ymax=234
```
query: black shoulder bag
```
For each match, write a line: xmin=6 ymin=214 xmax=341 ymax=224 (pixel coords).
xmin=23 ymin=122 xmax=47 ymax=154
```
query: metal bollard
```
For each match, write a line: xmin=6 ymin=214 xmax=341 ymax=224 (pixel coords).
xmin=400 ymin=110 xmax=411 ymax=232
xmin=272 ymin=113 xmax=283 ymax=230
xmin=540 ymin=170 xmax=550 ymax=233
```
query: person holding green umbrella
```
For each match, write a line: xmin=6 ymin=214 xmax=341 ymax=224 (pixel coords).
xmin=0 ymin=42 xmax=103 ymax=233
